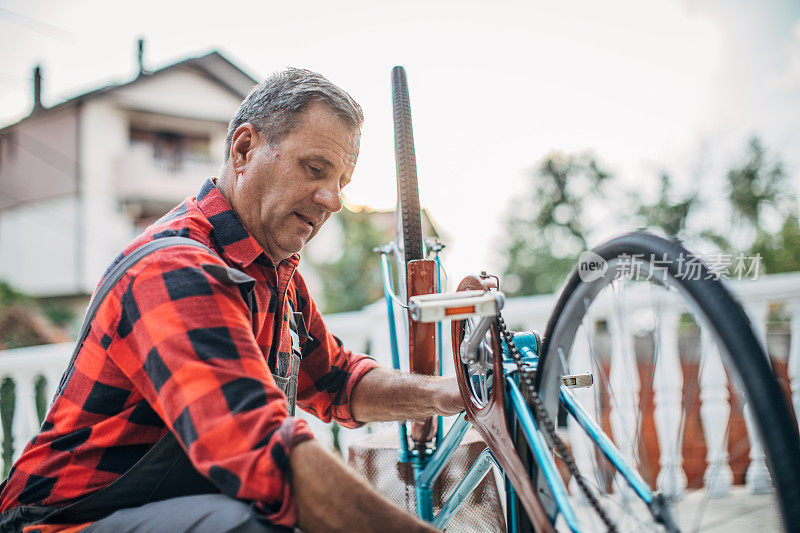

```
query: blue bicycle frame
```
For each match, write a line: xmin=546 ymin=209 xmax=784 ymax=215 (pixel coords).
xmin=378 ymin=248 xmax=661 ymax=532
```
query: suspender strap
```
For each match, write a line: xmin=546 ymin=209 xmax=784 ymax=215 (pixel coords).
xmin=54 ymin=237 xmax=214 ymax=400
xmin=54 ymin=235 xmax=303 ymax=412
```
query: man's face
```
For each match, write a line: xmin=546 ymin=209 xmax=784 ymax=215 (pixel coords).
xmin=229 ymin=102 xmax=359 ymax=261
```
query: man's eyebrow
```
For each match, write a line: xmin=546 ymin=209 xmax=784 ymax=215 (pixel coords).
xmin=305 ymin=154 xmax=336 ymax=169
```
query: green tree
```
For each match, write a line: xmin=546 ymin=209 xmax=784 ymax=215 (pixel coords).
xmin=635 ymin=173 xmax=696 ymax=238
xmin=727 ymin=137 xmax=788 ymax=229
xmin=499 ymin=137 xmax=799 ymax=297
xmin=750 ymin=215 xmax=800 ymax=274
xmin=0 ymin=280 xmax=32 ymax=308
xmin=501 ymin=152 xmax=612 ymax=296
xmin=0 ymin=281 xmax=71 ymax=349
xmin=719 ymin=137 xmax=798 ymax=275
xmin=314 ymin=208 xmax=385 ymax=313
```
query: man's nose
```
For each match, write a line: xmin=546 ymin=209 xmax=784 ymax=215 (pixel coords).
xmin=313 ymin=182 xmax=343 ymax=213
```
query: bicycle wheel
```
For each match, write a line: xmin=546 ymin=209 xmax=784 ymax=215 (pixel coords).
xmin=391 ymin=65 xmax=425 ymax=292
xmin=532 ymin=232 xmax=800 ymax=531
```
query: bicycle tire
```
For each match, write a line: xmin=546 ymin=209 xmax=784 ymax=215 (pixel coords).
xmin=531 ymin=232 xmax=800 ymax=531
xmin=391 ymin=65 xmax=425 ymax=275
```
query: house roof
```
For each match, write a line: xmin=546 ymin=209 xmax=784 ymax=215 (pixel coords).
xmin=0 ymin=50 xmax=258 ymax=133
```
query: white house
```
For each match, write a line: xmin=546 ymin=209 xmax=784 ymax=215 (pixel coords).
xmin=0 ymin=44 xmax=446 ymax=318
xmin=0 ymin=44 xmax=257 ymax=305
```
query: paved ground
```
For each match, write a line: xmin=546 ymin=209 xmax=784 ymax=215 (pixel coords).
xmin=556 ymin=486 xmax=781 ymax=531
xmin=673 ymin=487 xmax=780 ymax=532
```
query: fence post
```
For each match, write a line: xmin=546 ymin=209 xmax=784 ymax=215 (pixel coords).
xmin=653 ymin=306 xmax=687 ymax=497
xmin=699 ymin=328 xmax=733 ymax=496
xmin=11 ymin=371 xmax=39 ymax=462
xmin=744 ymin=302 xmax=773 ymax=494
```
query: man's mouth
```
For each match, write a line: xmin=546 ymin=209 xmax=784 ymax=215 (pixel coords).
xmin=295 ymin=212 xmax=315 ymax=229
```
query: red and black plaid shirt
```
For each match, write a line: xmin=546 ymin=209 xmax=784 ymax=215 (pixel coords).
xmin=0 ymin=178 xmax=378 ymax=526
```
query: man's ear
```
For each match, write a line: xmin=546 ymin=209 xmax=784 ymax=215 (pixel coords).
xmin=229 ymin=123 xmax=258 ymax=172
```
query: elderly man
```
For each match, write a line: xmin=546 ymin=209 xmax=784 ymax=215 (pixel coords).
xmin=0 ymin=69 xmax=461 ymax=532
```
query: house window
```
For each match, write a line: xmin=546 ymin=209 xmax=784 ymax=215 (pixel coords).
xmin=129 ymin=127 xmax=211 ymax=172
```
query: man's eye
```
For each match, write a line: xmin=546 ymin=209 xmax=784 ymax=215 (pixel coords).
xmin=308 ymin=165 xmax=321 ymax=176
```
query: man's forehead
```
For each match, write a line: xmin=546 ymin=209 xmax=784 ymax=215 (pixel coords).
xmin=293 ymin=108 xmax=360 ymax=155
xmin=296 ymin=101 xmax=357 ymax=131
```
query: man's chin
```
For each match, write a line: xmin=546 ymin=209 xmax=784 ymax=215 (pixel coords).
xmin=261 ymin=240 xmax=303 ymax=262
xmin=279 ymin=239 xmax=306 ymax=259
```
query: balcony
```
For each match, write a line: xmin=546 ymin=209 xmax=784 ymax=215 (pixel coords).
xmin=115 ymin=146 xmax=220 ymax=207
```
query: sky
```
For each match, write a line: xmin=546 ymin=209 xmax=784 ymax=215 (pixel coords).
xmin=1 ymin=0 xmax=799 ymax=287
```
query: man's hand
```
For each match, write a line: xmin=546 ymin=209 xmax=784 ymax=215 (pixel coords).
xmin=432 ymin=375 xmax=465 ymax=417
xmin=292 ymin=371 xmax=465 ymax=531
xmin=350 ymin=367 xmax=465 ymax=424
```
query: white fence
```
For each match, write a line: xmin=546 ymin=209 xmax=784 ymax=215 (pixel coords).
xmin=0 ymin=272 xmax=798 ymax=494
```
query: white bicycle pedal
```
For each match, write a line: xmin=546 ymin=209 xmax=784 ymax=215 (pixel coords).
xmin=408 ymin=290 xmax=504 ymax=323
xmin=562 ymin=372 xmax=593 ymax=389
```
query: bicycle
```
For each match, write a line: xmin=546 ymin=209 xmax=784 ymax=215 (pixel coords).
xmin=372 ymin=66 xmax=800 ymax=532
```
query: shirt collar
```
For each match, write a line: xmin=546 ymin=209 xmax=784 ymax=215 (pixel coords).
xmin=194 ymin=178 xmax=300 ymax=269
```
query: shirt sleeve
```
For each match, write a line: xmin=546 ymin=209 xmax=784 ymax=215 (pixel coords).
xmin=291 ymin=272 xmax=380 ymax=428
xmin=102 ymin=246 xmax=312 ymax=527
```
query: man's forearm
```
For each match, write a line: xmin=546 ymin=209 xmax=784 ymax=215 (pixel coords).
xmin=350 ymin=367 xmax=463 ymax=424
xmin=291 ymin=439 xmax=437 ymax=532
xmin=290 ymin=369 xmax=463 ymax=531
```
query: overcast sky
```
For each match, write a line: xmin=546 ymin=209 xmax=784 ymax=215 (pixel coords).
xmin=1 ymin=0 xmax=798 ymax=286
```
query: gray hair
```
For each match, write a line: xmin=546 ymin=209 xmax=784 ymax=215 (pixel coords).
xmin=224 ymin=67 xmax=364 ymax=160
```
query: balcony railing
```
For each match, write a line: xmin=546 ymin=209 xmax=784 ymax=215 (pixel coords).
xmin=115 ymin=146 xmax=220 ymax=205
xmin=1 ymin=272 xmax=798 ymax=501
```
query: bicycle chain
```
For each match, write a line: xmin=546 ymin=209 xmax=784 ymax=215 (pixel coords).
xmin=495 ymin=314 xmax=617 ymax=533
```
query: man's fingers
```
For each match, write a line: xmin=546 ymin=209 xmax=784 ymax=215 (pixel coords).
xmin=435 ymin=376 xmax=465 ymax=416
